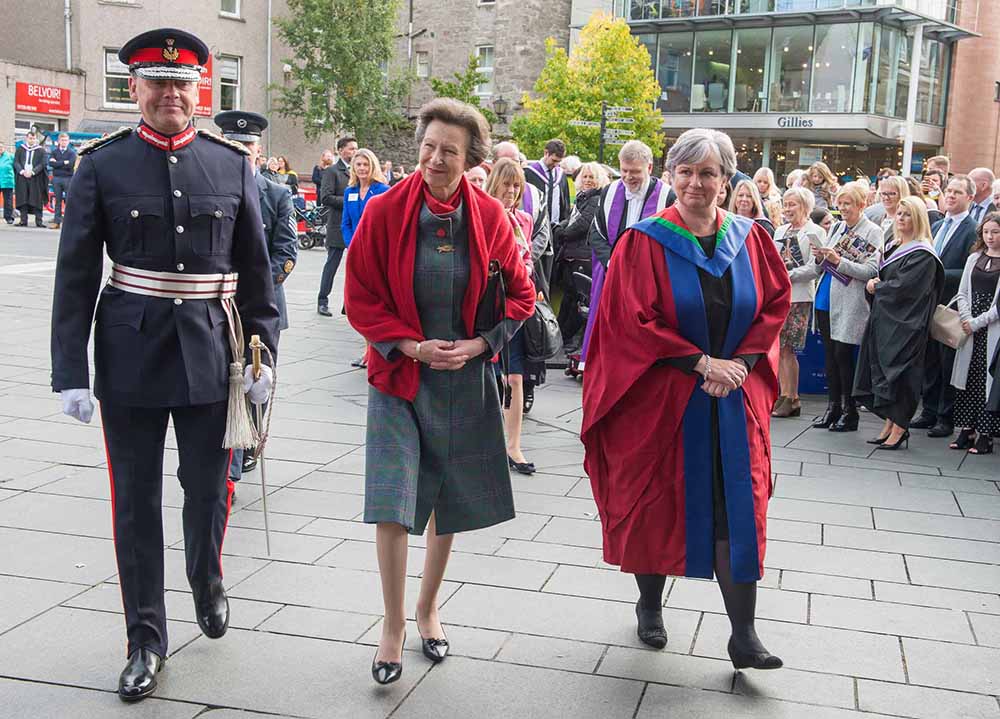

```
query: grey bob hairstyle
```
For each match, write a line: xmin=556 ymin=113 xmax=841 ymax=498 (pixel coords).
xmin=665 ymin=128 xmax=738 ymax=179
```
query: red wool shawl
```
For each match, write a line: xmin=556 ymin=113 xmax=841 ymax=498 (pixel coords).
xmin=344 ymin=171 xmax=536 ymax=401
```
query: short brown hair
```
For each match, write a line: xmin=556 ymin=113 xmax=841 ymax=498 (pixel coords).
xmin=544 ymin=139 xmax=566 ymax=157
xmin=927 ymin=155 xmax=950 ymax=173
xmin=415 ymin=98 xmax=492 ymax=168
xmin=949 ymin=174 xmax=975 ymax=197
xmin=484 ymin=158 xmax=525 ymax=206
xmin=971 ymin=211 xmax=1000 ymax=254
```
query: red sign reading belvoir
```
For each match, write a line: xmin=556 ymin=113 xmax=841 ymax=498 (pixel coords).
xmin=15 ymin=82 xmax=71 ymax=116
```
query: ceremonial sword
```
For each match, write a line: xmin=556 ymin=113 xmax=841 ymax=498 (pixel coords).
xmin=249 ymin=334 xmax=272 ymax=556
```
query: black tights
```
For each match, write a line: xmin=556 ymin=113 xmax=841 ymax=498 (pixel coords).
xmin=635 ymin=541 xmax=767 ymax=650
xmin=816 ymin=310 xmax=857 ymax=408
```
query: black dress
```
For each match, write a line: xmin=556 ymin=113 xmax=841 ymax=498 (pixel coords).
xmin=854 ymin=243 xmax=943 ymax=427
xmin=953 ymin=255 xmax=1000 ymax=435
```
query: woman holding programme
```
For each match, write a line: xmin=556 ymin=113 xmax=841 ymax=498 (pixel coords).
xmin=855 ymin=197 xmax=943 ymax=449
xmin=484 ymin=158 xmax=538 ymax=474
xmin=582 ymin=128 xmax=791 ymax=669
xmin=344 ymin=99 xmax=535 ymax=684
xmin=772 ymin=186 xmax=826 ymax=417
xmin=949 ymin=212 xmax=1000 ymax=454
xmin=809 ymin=183 xmax=884 ymax=431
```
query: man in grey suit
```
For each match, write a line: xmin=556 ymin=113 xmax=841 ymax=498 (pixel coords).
xmin=317 ymin=136 xmax=357 ymax=316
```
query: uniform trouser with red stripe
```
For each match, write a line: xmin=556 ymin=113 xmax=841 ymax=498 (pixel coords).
xmin=100 ymin=400 xmax=234 ymax=658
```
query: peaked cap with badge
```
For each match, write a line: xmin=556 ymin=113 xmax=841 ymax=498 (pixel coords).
xmin=118 ymin=28 xmax=209 ymax=82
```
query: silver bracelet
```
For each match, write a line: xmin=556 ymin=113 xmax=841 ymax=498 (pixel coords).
xmin=414 ymin=342 xmax=422 ymax=363
xmin=703 ymin=354 xmax=712 ymax=380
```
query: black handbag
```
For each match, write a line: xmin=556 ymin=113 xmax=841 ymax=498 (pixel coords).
xmin=523 ymin=297 xmax=563 ymax=363
xmin=474 ymin=260 xmax=513 ymax=409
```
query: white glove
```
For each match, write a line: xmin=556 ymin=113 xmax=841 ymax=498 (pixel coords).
xmin=61 ymin=389 xmax=95 ymax=424
xmin=243 ymin=364 xmax=273 ymax=405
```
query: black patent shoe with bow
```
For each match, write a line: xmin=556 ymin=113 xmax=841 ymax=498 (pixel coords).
xmin=118 ymin=648 xmax=164 ymax=702
xmin=420 ymin=635 xmax=450 ymax=663
xmin=372 ymin=632 xmax=405 ymax=685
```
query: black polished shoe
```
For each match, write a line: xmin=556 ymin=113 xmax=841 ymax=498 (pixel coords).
xmin=241 ymin=451 xmax=258 ymax=474
xmin=811 ymin=404 xmax=841 ymax=429
xmin=372 ymin=632 xmax=405 ymax=685
xmin=927 ymin=422 xmax=954 ymax=438
xmin=118 ymin=648 xmax=163 ymax=702
xmin=727 ymin=636 xmax=783 ymax=671
xmin=508 ymin=455 xmax=536 ymax=475
xmin=192 ymin=581 xmax=229 ymax=639
xmin=317 ymin=302 xmax=332 ymax=317
xmin=909 ymin=414 xmax=936 ymax=430
xmin=635 ymin=600 xmax=668 ymax=649
xmin=420 ymin=635 xmax=450 ymax=663
xmin=829 ymin=409 xmax=859 ymax=432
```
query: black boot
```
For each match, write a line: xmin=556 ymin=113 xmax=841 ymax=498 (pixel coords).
xmin=830 ymin=398 xmax=859 ymax=432
xmin=118 ymin=648 xmax=163 ymax=702
xmin=812 ymin=402 xmax=842 ymax=429
xmin=715 ymin=541 xmax=782 ymax=670
xmin=192 ymin=580 xmax=230 ymax=639
xmin=634 ymin=574 xmax=668 ymax=649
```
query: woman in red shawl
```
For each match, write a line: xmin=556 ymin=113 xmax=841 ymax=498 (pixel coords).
xmin=345 ymin=99 xmax=535 ymax=685
xmin=582 ymin=129 xmax=790 ymax=670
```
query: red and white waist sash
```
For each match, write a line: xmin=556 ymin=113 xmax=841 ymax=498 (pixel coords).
xmin=109 ymin=263 xmax=238 ymax=300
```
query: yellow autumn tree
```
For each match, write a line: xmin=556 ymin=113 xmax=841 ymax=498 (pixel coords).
xmin=510 ymin=13 xmax=663 ymax=160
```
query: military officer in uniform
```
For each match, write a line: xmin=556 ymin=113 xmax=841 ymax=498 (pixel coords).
xmin=215 ymin=109 xmax=297 ymax=479
xmin=49 ymin=28 xmax=279 ymax=702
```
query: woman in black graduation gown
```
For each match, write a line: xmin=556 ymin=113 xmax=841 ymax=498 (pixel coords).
xmin=855 ymin=196 xmax=944 ymax=449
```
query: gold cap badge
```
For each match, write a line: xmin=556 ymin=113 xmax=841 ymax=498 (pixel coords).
xmin=162 ymin=38 xmax=180 ymax=63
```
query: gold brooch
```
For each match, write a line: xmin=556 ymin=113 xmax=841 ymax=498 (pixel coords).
xmin=436 ymin=244 xmax=455 ymax=254
xmin=163 ymin=39 xmax=180 ymax=63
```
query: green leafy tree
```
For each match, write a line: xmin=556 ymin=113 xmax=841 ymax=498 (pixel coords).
xmin=510 ymin=13 xmax=663 ymax=160
xmin=429 ymin=55 xmax=499 ymax=126
xmin=274 ymin=0 xmax=411 ymax=145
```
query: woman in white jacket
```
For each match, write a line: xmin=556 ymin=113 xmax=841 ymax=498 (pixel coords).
xmin=772 ymin=186 xmax=826 ymax=417
xmin=950 ymin=212 xmax=1000 ymax=454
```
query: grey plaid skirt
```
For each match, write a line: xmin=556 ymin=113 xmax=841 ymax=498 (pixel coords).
xmin=362 ymin=201 xmax=515 ymax=535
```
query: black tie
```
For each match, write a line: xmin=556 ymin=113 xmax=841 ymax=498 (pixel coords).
xmin=548 ymin=169 xmax=556 ymax=220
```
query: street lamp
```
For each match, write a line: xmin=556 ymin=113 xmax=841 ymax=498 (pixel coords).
xmin=493 ymin=95 xmax=510 ymax=122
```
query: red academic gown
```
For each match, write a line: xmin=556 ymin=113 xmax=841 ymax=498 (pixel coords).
xmin=581 ymin=207 xmax=790 ymax=582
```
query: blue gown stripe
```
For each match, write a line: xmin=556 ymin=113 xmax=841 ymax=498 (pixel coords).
xmin=637 ymin=218 xmax=763 ymax=582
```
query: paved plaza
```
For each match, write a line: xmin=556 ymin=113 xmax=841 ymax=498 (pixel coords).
xmin=0 ymin=224 xmax=998 ymax=718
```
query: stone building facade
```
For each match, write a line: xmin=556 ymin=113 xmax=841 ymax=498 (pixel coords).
xmin=394 ymin=0 xmax=574 ymax=135
xmin=0 ymin=0 xmax=334 ymax=181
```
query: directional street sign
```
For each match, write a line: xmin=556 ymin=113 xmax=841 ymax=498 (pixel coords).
xmin=605 ymin=106 xmax=633 ymax=113
xmin=603 ymin=128 xmax=635 ymax=137
xmin=607 ymin=117 xmax=635 ymax=124
xmin=569 ymin=120 xmax=601 ymax=128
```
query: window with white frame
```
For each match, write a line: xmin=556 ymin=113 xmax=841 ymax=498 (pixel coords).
xmin=219 ymin=55 xmax=241 ymax=111
xmin=416 ymin=51 xmax=431 ymax=78
xmin=104 ymin=49 xmax=136 ymax=108
xmin=475 ymin=45 xmax=494 ymax=96
xmin=221 ymin=0 xmax=240 ymax=15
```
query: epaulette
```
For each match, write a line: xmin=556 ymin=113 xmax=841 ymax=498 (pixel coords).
xmin=78 ymin=127 xmax=132 ymax=156
xmin=197 ymin=128 xmax=250 ymax=156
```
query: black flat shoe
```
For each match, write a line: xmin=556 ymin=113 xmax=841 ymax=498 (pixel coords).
xmin=876 ymin=430 xmax=910 ymax=450
xmin=350 ymin=357 xmax=367 ymax=368
xmin=118 ymin=648 xmax=163 ymax=702
xmin=969 ymin=435 xmax=993 ymax=455
xmin=811 ymin=404 xmax=841 ymax=429
xmin=927 ymin=422 xmax=954 ymax=438
xmin=910 ymin=414 xmax=936 ymax=429
xmin=829 ymin=410 xmax=859 ymax=432
xmin=727 ymin=636 xmax=782 ymax=671
xmin=241 ymin=451 xmax=258 ymax=474
xmin=420 ymin=635 xmax=449 ymax=663
xmin=523 ymin=385 xmax=535 ymax=414
xmin=192 ymin=581 xmax=229 ymax=639
xmin=635 ymin=600 xmax=667 ymax=649
xmin=317 ymin=303 xmax=332 ymax=317
xmin=950 ymin=429 xmax=976 ymax=450
xmin=508 ymin=456 xmax=535 ymax=475
xmin=372 ymin=632 xmax=405 ymax=685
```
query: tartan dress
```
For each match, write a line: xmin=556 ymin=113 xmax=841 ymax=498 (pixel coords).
xmin=363 ymin=202 xmax=516 ymax=535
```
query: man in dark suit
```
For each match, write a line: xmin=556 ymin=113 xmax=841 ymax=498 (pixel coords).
xmin=316 ymin=135 xmax=356 ymax=316
xmin=969 ymin=167 xmax=997 ymax=225
xmin=913 ymin=174 xmax=978 ymax=437
xmin=524 ymin=139 xmax=571 ymax=227
xmin=50 ymin=28 xmax=279 ymax=701
xmin=215 ymin=110 xmax=297 ymax=480
xmin=47 ymin=132 xmax=77 ymax=229
xmin=13 ymin=130 xmax=47 ymax=226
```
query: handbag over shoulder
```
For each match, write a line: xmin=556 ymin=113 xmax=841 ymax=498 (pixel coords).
xmin=930 ymin=294 xmax=968 ymax=350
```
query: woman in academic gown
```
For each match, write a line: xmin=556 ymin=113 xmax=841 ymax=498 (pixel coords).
xmin=582 ymin=128 xmax=791 ymax=670
xmin=854 ymin=196 xmax=944 ymax=449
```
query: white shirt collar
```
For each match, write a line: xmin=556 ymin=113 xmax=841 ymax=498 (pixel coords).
xmin=945 ymin=209 xmax=969 ymax=223
xmin=624 ymin=177 xmax=651 ymax=202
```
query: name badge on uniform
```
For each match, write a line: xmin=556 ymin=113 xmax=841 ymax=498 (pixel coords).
xmin=347 ymin=195 xmax=359 ymax=202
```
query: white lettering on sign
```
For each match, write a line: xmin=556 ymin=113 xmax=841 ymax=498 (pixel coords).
xmin=27 ymin=84 xmax=62 ymax=100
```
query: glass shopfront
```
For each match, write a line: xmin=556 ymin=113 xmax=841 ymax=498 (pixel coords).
xmin=623 ymin=0 xmax=957 ymax=23
xmin=639 ymin=22 xmax=950 ymax=125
